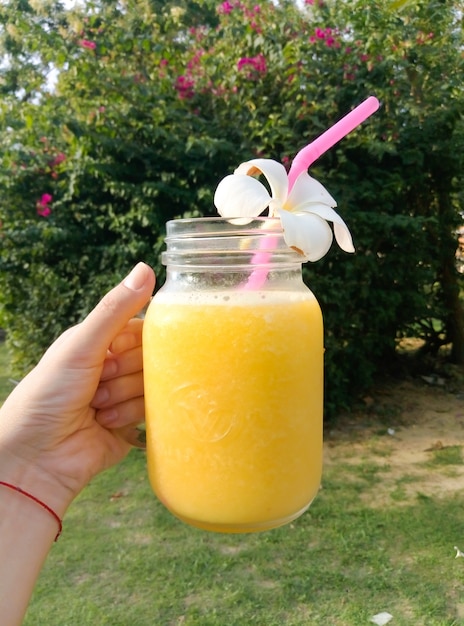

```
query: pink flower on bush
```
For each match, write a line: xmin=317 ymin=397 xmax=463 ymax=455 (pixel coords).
xmin=237 ymin=53 xmax=267 ymax=76
xmin=218 ymin=1 xmax=233 ymax=14
xmin=36 ymin=193 xmax=52 ymax=218
xmin=49 ymin=152 xmax=66 ymax=167
xmin=175 ymin=74 xmax=195 ymax=99
xmin=187 ymin=49 xmax=206 ymax=70
xmin=343 ymin=65 xmax=356 ymax=81
xmin=241 ymin=3 xmax=263 ymax=31
xmin=416 ymin=31 xmax=434 ymax=44
xmin=79 ymin=39 xmax=96 ymax=50
xmin=310 ymin=26 xmax=339 ymax=47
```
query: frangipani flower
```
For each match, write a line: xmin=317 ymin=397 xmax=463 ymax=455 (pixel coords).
xmin=214 ymin=158 xmax=355 ymax=262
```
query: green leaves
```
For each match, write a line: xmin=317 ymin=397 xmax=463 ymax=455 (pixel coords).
xmin=0 ymin=0 xmax=462 ymax=408
xmin=389 ymin=0 xmax=416 ymax=9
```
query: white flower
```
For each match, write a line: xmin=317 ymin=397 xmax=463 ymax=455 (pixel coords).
xmin=214 ymin=158 xmax=355 ymax=262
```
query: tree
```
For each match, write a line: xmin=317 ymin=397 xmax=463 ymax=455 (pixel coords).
xmin=0 ymin=0 xmax=462 ymax=415
xmin=319 ymin=0 xmax=464 ymax=365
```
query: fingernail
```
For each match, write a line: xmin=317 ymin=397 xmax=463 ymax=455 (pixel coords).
xmin=101 ymin=358 xmax=118 ymax=379
xmin=123 ymin=263 xmax=149 ymax=291
xmin=93 ymin=386 xmax=110 ymax=406
xmin=97 ymin=408 xmax=118 ymax=427
xmin=110 ymin=332 xmax=137 ymax=355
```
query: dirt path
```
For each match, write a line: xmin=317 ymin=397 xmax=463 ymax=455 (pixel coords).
xmin=324 ymin=372 xmax=464 ymax=505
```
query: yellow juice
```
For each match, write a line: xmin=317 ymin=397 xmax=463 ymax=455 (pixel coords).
xmin=143 ymin=290 xmax=323 ymax=532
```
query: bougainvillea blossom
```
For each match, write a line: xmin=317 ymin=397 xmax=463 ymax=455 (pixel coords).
xmin=237 ymin=53 xmax=267 ymax=75
xmin=79 ymin=39 xmax=96 ymax=50
xmin=36 ymin=193 xmax=52 ymax=217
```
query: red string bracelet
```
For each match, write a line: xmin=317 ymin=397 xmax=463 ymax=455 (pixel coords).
xmin=0 ymin=481 xmax=63 ymax=541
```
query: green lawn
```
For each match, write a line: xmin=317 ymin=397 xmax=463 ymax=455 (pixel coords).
xmin=2 ymin=344 xmax=464 ymax=624
xmin=22 ymin=450 xmax=464 ymax=626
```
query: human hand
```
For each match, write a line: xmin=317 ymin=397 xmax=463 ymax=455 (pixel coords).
xmin=0 ymin=262 xmax=155 ymax=516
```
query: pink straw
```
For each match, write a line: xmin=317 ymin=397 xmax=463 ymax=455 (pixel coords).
xmin=287 ymin=96 xmax=380 ymax=191
xmin=244 ymin=96 xmax=380 ymax=290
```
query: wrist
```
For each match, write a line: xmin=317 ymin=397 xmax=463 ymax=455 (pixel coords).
xmin=0 ymin=481 xmax=62 ymax=541
xmin=0 ymin=442 xmax=75 ymax=519
xmin=0 ymin=478 xmax=64 ymax=626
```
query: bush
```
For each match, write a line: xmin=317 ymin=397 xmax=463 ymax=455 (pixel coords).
xmin=0 ymin=0 xmax=462 ymax=415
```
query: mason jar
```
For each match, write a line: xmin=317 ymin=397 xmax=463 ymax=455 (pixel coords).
xmin=143 ymin=217 xmax=323 ymax=532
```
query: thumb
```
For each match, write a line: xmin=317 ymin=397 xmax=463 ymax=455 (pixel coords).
xmin=68 ymin=262 xmax=155 ymax=361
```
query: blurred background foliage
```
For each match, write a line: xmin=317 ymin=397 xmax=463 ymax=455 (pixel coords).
xmin=0 ymin=0 xmax=462 ymax=417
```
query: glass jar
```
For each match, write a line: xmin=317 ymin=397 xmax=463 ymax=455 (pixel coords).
xmin=143 ymin=217 xmax=323 ymax=532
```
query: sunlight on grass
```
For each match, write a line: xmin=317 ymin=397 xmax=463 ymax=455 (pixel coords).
xmin=22 ymin=451 xmax=464 ymax=626
xmin=425 ymin=446 xmax=463 ymax=467
xmin=3 ymin=334 xmax=463 ymax=625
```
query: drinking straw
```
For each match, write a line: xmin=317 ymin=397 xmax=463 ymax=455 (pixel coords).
xmin=287 ymin=96 xmax=380 ymax=191
xmin=244 ymin=96 xmax=380 ymax=290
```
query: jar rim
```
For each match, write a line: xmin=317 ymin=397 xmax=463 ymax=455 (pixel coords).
xmin=161 ymin=217 xmax=305 ymax=269
xmin=165 ymin=217 xmax=282 ymax=239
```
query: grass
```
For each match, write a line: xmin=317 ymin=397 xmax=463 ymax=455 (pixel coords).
xmin=426 ymin=446 xmax=463 ymax=467
xmin=23 ymin=453 xmax=464 ymax=626
xmin=2 ymin=344 xmax=464 ymax=625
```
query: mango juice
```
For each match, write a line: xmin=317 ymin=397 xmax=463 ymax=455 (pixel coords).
xmin=143 ymin=290 xmax=323 ymax=532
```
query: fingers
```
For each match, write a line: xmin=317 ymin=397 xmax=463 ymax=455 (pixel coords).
xmin=101 ymin=319 xmax=143 ymax=381
xmin=93 ymin=371 xmax=143 ymax=408
xmin=100 ymin=346 xmax=142 ymax=381
xmin=95 ymin=396 xmax=145 ymax=429
xmin=93 ymin=316 xmax=147 ymax=433
xmin=93 ymin=344 xmax=145 ymax=429
xmin=65 ymin=263 xmax=155 ymax=365
xmin=47 ymin=264 xmax=153 ymax=451
xmin=109 ymin=319 xmax=143 ymax=356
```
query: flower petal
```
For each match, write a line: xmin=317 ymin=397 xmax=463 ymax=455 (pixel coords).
xmin=286 ymin=172 xmax=337 ymax=211
xmin=277 ymin=209 xmax=333 ymax=262
xmin=333 ymin=221 xmax=355 ymax=253
xmin=214 ymin=158 xmax=354 ymax=262
xmin=296 ymin=203 xmax=355 ymax=253
xmin=214 ymin=174 xmax=272 ymax=217
xmin=234 ymin=159 xmax=288 ymax=208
